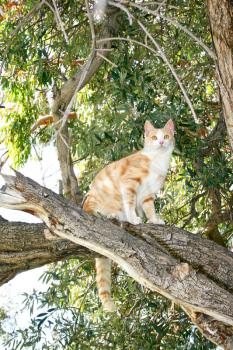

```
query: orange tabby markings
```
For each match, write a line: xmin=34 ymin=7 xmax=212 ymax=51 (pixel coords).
xmin=83 ymin=119 xmax=175 ymax=311
xmin=83 ymin=197 xmax=94 ymax=213
xmin=127 ymin=188 xmax=137 ymax=195
xmin=131 ymin=176 xmax=142 ymax=184
xmin=142 ymin=196 xmax=154 ymax=204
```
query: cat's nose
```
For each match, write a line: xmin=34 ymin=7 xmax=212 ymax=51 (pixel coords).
xmin=159 ymin=140 xmax=164 ymax=145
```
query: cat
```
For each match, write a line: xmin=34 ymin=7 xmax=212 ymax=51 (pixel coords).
xmin=83 ymin=119 xmax=175 ymax=312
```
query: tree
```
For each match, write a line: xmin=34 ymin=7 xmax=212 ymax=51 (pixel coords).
xmin=0 ymin=0 xmax=232 ymax=349
xmin=207 ymin=0 xmax=233 ymax=152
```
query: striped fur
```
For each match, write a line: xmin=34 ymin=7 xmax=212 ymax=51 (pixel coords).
xmin=83 ymin=119 xmax=175 ymax=311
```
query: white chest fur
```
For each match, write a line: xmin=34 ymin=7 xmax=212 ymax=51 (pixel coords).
xmin=137 ymin=147 xmax=172 ymax=205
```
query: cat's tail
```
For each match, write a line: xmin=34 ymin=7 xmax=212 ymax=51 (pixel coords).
xmin=83 ymin=196 xmax=117 ymax=312
xmin=96 ymin=257 xmax=117 ymax=312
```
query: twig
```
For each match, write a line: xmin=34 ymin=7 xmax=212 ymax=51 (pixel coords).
xmin=51 ymin=0 xmax=69 ymax=44
xmin=95 ymin=48 xmax=114 ymax=51
xmin=85 ymin=0 xmax=96 ymax=49
xmin=109 ymin=1 xmax=198 ymax=123
xmin=0 ymin=151 xmax=9 ymax=170
xmin=56 ymin=129 xmax=71 ymax=150
xmin=97 ymin=36 xmax=159 ymax=56
xmin=97 ymin=52 xmax=117 ymax=67
xmin=138 ymin=1 xmax=179 ymax=9
xmin=145 ymin=0 xmax=167 ymax=13
xmin=128 ymin=2 xmax=216 ymax=60
xmin=110 ymin=1 xmax=133 ymax=25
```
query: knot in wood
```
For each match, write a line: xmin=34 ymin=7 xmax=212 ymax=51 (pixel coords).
xmin=172 ymin=262 xmax=190 ymax=281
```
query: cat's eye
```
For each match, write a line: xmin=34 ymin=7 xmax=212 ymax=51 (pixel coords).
xmin=151 ymin=135 xmax=157 ymax=140
xmin=164 ymin=135 xmax=169 ymax=139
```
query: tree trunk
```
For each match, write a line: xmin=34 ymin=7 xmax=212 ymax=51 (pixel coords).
xmin=207 ymin=0 xmax=233 ymax=152
xmin=0 ymin=171 xmax=233 ymax=347
xmin=52 ymin=6 xmax=120 ymax=204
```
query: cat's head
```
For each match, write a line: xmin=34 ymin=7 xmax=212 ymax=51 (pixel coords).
xmin=144 ymin=119 xmax=175 ymax=151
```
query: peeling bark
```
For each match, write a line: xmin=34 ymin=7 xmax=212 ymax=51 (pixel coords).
xmin=183 ymin=306 xmax=233 ymax=348
xmin=207 ymin=0 xmax=233 ymax=152
xmin=0 ymin=171 xmax=233 ymax=349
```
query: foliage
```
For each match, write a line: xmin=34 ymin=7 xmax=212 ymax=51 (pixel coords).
xmin=3 ymin=260 xmax=216 ymax=350
xmin=0 ymin=0 xmax=232 ymax=349
xmin=0 ymin=307 xmax=8 ymax=338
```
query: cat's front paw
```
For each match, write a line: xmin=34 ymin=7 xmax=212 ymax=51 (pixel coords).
xmin=129 ymin=216 xmax=142 ymax=225
xmin=147 ymin=217 xmax=165 ymax=225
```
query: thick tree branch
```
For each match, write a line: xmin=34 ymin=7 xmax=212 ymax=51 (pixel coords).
xmin=0 ymin=215 xmax=95 ymax=286
xmin=200 ymin=112 xmax=226 ymax=157
xmin=0 ymin=171 xmax=233 ymax=334
xmin=124 ymin=222 xmax=233 ymax=293
xmin=207 ymin=0 xmax=233 ymax=153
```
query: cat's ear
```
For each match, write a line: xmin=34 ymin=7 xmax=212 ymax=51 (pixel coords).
xmin=144 ymin=120 xmax=155 ymax=136
xmin=165 ymin=119 xmax=175 ymax=135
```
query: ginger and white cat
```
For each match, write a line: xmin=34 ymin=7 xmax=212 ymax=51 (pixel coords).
xmin=83 ymin=119 xmax=175 ymax=311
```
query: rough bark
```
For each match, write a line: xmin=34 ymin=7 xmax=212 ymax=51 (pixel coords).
xmin=1 ymin=211 xmax=232 ymax=294
xmin=207 ymin=0 xmax=233 ymax=152
xmin=0 ymin=171 xmax=233 ymax=348
xmin=184 ymin=307 xmax=233 ymax=349
xmin=125 ymin=222 xmax=233 ymax=293
xmin=0 ymin=215 xmax=95 ymax=286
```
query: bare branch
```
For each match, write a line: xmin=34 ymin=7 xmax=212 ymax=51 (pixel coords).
xmin=1 ymin=172 xmax=233 ymax=346
xmin=96 ymin=52 xmax=117 ymax=67
xmin=110 ymin=1 xmax=133 ymax=25
xmin=138 ymin=1 xmax=179 ymax=10
xmin=97 ymin=36 xmax=161 ymax=59
xmin=44 ymin=0 xmax=69 ymax=43
xmin=85 ymin=0 xmax=96 ymax=48
xmin=109 ymin=1 xmax=198 ymax=123
xmin=207 ymin=0 xmax=233 ymax=153
xmin=129 ymin=2 xmax=216 ymax=60
xmin=183 ymin=306 xmax=233 ymax=348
